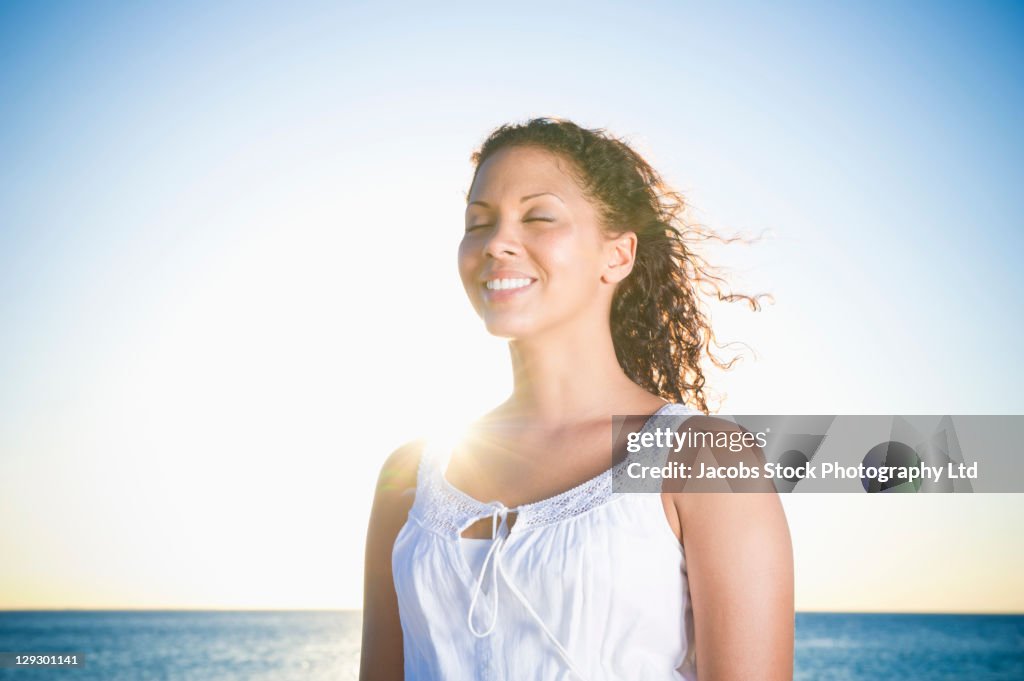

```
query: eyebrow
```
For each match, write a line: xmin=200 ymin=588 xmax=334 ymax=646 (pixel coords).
xmin=467 ymin=192 xmax=564 ymax=208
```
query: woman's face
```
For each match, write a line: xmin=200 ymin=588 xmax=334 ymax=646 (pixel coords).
xmin=459 ymin=145 xmax=632 ymax=340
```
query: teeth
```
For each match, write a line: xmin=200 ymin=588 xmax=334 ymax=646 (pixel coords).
xmin=486 ymin=278 xmax=532 ymax=291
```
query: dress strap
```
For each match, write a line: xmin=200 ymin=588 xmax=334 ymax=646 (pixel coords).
xmin=415 ymin=437 xmax=441 ymax=490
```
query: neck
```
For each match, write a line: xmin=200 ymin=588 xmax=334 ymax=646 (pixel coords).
xmin=503 ymin=314 xmax=651 ymax=427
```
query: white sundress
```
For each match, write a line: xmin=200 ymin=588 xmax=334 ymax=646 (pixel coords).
xmin=391 ymin=402 xmax=700 ymax=680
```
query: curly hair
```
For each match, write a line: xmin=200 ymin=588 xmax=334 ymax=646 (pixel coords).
xmin=466 ymin=116 xmax=771 ymax=415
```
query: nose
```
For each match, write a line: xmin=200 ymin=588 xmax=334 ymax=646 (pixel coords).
xmin=482 ymin=219 xmax=521 ymax=259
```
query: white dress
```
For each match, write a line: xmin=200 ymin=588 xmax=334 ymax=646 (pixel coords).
xmin=391 ymin=402 xmax=699 ymax=680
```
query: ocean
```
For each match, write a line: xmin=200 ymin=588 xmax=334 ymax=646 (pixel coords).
xmin=0 ymin=611 xmax=1021 ymax=680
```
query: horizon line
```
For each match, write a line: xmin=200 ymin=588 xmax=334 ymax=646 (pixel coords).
xmin=2 ymin=607 xmax=1022 ymax=616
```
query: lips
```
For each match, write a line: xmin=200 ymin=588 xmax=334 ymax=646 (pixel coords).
xmin=481 ymin=276 xmax=536 ymax=302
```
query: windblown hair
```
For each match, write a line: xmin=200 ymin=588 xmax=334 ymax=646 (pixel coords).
xmin=467 ymin=116 xmax=771 ymax=415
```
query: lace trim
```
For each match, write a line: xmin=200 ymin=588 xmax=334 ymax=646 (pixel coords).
xmin=411 ymin=403 xmax=697 ymax=537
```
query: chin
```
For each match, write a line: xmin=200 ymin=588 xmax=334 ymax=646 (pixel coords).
xmin=481 ymin=313 xmax=541 ymax=340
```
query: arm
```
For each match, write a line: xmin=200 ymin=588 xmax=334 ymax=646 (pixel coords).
xmin=676 ymin=488 xmax=795 ymax=680
xmin=359 ymin=440 xmax=424 ymax=681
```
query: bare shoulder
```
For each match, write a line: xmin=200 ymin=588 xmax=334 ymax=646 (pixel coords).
xmin=366 ymin=438 xmax=427 ymax=548
xmin=664 ymin=413 xmax=782 ymax=525
xmin=374 ymin=438 xmax=426 ymax=501
xmin=365 ymin=438 xmax=428 ymax=546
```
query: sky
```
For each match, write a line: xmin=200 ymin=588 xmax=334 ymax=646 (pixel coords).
xmin=1 ymin=0 xmax=1022 ymax=612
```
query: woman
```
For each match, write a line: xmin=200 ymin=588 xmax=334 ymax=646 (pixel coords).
xmin=361 ymin=117 xmax=793 ymax=680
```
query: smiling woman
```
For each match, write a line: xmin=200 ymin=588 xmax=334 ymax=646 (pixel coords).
xmin=360 ymin=117 xmax=793 ymax=681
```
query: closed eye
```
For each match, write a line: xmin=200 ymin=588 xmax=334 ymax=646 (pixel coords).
xmin=465 ymin=218 xmax=553 ymax=233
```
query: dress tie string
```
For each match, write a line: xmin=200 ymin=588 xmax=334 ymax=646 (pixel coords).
xmin=464 ymin=502 xmax=590 ymax=681
xmin=466 ymin=502 xmax=508 ymax=637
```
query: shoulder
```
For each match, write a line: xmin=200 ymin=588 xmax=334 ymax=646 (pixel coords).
xmin=373 ymin=438 xmax=427 ymax=504
xmin=663 ymin=413 xmax=785 ymax=533
xmin=365 ymin=440 xmax=428 ymax=565
xmin=370 ymin=438 xmax=430 ymax=522
xmin=367 ymin=439 xmax=429 ymax=536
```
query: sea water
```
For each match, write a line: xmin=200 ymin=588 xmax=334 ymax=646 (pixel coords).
xmin=1 ymin=610 xmax=1021 ymax=680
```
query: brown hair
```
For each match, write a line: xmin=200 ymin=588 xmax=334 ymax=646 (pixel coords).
xmin=468 ymin=117 xmax=770 ymax=415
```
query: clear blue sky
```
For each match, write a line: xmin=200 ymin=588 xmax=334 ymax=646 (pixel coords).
xmin=1 ymin=1 xmax=1021 ymax=611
